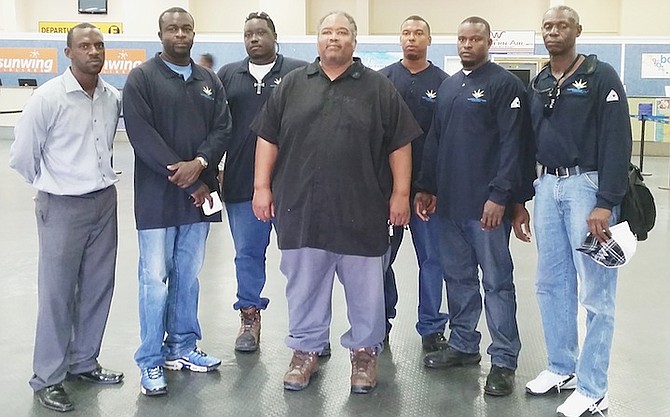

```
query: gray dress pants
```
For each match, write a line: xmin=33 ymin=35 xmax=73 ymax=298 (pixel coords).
xmin=29 ymin=186 xmax=117 ymax=391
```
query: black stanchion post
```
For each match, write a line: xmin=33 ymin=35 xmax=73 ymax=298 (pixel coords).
xmin=638 ymin=103 xmax=653 ymax=176
xmin=639 ymin=115 xmax=646 ymax=172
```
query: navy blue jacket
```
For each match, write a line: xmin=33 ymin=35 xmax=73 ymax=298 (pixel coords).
xmin=379 ymin=61 xmax=448 ymax=195
xmin=529 ymin=55 xmax=632 ymax=209
xmin=123 ymin=54 xmax=232 ymax=229
xmin=417 ymin=61 xmax=528 ymax=221
xmin=217 ymin=55 xmax=307 ymax=203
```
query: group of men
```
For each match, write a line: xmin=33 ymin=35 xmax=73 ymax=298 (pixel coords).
xmin=9 ymin=5 xmax=631 ymax=417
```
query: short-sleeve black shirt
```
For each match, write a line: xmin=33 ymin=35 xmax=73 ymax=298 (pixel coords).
xmin=251 ymin=58 xmax=422 ymax=257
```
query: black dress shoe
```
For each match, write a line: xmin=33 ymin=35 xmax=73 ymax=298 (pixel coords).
xmin=75 ymin=366 xmax=124 ymax=384
xmin=484 ymin=365 xmax=515 ymax=396
xmin=35 ymin=384 xmax=74 ymax=412
xmin=423 ymin=346 xmax=481 ymax=368
xmin=421 ymin=332 xmax=448 ymax=352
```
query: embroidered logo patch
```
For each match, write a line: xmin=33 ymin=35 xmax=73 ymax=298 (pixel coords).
xmin=467 ymin=89 xmax=487 ymax=103
xmin=566 ymin=79 xmax=589 ymax=95
xmin=421 ymin=89 xmax=438 ymax=104
xmin=510 ymin=97 xmax=521 ymax=108
xmin=269 ymin=77 xmax=282 ymax=89
xmin=606 ymin=89 xmax=620 ymax=102
xmin=200 ymin=85 xmax=214 ymax=100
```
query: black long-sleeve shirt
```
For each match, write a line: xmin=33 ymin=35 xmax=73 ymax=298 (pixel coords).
xmin=416 ymin=61 xmax=528 ymax=221
xmin=217 ymin=54 xmax=307 ymax=203
xmin=123 ymin=54 xmax=232 ymax=229
xmin=528 ymin=55 xmax=632 ymax=209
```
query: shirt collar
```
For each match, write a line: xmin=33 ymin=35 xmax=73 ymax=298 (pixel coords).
xmin=306 ymin=57 xmax=365 ymax=79
xmin=237 ymin=54 xmax=284 ymax=74
xmin=63 ymin=67 xmax=107 ymax=96
xmin=153 ymin=53 xmax=204 ymax=81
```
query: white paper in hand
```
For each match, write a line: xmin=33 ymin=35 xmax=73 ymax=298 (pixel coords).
xmin=202 ymin=191 xmax=223 ymax=216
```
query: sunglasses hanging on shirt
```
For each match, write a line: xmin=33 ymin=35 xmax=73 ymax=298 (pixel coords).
xmin=532 ymin=54 xmax=580 ymax=117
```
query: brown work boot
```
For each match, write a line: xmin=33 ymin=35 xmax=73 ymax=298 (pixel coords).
xmin=234 ymin=307 xmax=261 ymax=352
xmin=283 ymin=350 xmax=319 ymax=391
xmin=350 ymin=347 xmax=377 ymax=394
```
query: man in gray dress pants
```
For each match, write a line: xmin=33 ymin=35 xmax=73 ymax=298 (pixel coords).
xmin=10 ymin=23 xmax=124 ymax=413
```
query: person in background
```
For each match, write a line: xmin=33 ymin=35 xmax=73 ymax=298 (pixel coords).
xmin=122 ymin=7 xmax=231 ymax=397
xmin=10 ymin=23 xmax=124 ymax=412
xmin=216 ymin=11 xmax=308 ymax=354
xmin=379 ymin=15 xmax=449 ymax=352
xmin=251 ymin=11 xmax=421 ymax=394
xmin=522 ymin=6 xmax=632 ymax=417
xmin=198 ymin=52 xmax=214 ymax=69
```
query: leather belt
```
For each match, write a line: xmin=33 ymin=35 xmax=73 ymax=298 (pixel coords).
xmin=541 ymin=165 xmax=582 ymax=177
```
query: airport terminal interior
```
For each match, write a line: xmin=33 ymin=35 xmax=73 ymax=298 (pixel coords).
xmin=1 ymin=0 xmax=670 ymax=416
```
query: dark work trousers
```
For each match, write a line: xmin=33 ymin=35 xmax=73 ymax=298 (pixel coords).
xmin=29 ymin=186 xmax=117 ymax=391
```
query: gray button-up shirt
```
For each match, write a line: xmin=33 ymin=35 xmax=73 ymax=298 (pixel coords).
xmin=10 ymin=67 xmax=121 ymax=195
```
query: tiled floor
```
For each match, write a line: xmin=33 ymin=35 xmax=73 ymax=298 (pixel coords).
xmin=1 ymin=139 xmax=669 ymax=417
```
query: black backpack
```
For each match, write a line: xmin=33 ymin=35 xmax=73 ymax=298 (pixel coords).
xmin=620 ymin=163 xmax=656 ymax=241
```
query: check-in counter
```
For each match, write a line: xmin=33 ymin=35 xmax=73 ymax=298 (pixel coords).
xmin=0 ymin=86 xmax=35 ymax=136
xmin=0 ymin=86 xmax=129 ymax=141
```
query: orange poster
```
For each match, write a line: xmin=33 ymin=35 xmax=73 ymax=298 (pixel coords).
xmin=0 ymin=48 xmax=58 ymax=73
xmin=102 ymin=49 xmax=146 ymax=75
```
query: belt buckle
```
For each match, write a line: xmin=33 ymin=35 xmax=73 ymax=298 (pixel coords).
xmin=557 ymin=167 xmax=570 ymax=178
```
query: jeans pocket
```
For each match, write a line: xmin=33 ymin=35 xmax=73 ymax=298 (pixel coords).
xmin=583 ymin=171 xmax=599 ymax=190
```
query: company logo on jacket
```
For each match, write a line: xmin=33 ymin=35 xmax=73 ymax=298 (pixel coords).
xmin=270 ymin=77 xmax=282 ymax=88
xmin=565 ymin=79 xmax=588 ymax=95
xmin=467 ymin=89 xmax=487 ymax=103
xmin=200 ymin=85 xmax=214 ymax=100
xmin=421 ymin=89 xmax=437 ymax=103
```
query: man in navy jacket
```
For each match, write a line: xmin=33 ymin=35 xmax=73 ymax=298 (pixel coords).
xmin=123 ymin=7 xmax=231 ymax=396
xmin=416 ymin=16 xmax=531 ymax=397
xmin=378 ymin=15 xmax=449 ymax=352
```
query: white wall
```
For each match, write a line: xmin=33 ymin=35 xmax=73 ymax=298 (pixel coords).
xmin=1 ymin=0 xmax=669 ymax=36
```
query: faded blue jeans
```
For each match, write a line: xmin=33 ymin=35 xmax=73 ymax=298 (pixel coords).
xmin=533 ymin=171 xmax=618 ymax=399
xmin=134 ymin=223 xmax=209 ymax=369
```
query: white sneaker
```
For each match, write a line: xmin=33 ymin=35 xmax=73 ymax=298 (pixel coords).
xmin=556 ymin=391 xmax=609 ymax=417
xmin=526 ymin=370 xmax=577 ymax=395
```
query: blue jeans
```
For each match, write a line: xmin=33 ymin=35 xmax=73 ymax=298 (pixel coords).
xmin=533 ymin=172 xmax=618 ymax=398
xmin=409 ymin=214 xmax=449 ymax=336
xmin=438 ymin=217 xmax=520 ymax=370
xmin=134 ymin=222 xmax=209 ymax=369
xmin=383 ymin=215 xmax=449 ymax=337
xmin=383 ymin=226 xmax=403 ymax=334
xmin=226 ymin=201 xmax=271 ymax=310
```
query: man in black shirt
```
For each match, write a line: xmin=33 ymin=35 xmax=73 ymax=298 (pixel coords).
xmin=251 ymin=11 xmax=421 ymax=394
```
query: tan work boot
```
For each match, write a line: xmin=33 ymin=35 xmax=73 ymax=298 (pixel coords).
xmin=234 ymin=307 xmax=261 ymax=352
xmin=283 ymin=350 xmax=319 ymax=391
xmin=350 ymin=347 xmax=377 ymax=394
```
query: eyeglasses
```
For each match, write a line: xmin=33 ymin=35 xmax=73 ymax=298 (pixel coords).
xmin=532 ymin=54 xmax=581 ymax=117
xmin=544 ymin=83 xmax=560 ymax=117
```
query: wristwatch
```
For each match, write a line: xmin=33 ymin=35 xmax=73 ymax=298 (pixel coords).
xmin=196 ymin=156 xmax=208 ymax=169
